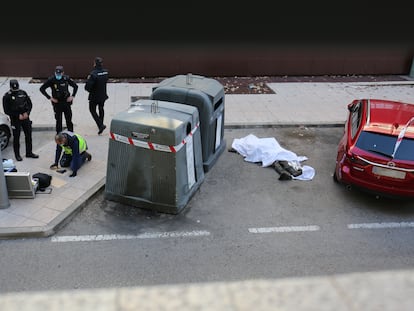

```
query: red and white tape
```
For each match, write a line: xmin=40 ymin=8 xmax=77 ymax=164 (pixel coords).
xmin=109 ymin=121 xmax=199 ymax=153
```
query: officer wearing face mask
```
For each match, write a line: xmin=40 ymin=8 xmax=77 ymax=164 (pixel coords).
xmin=2 ymin=79 xmax=39 ymax=161
xmin=40 ymin=65 xmax=78 ymax=133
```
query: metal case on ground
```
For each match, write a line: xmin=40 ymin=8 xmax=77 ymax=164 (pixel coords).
xmin=104 ymin=99 xmax=204 ymax=214
xmin=151 ymin=74 xmax=226 ymax=172
xmin=4 ymin=172 xmax=38 ymax=199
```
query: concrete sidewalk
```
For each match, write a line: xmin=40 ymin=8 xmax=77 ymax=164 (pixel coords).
xmin=2 ymin=268 xmax=414 ymax=311
xmin=1 ymin=76 xmax=414 ymax=239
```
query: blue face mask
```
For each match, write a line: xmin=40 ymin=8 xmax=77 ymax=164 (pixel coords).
xmin=55 ymin=73 xmax=62 ymax=80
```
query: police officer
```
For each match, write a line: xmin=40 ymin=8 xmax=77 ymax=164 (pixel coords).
xmin=50 ymin=130 xmax=92 ymax=177
xmin=2 ymin=79 xmax=39 ymax=161
xmin=40 ymin=65 xmax=78 ymax=133
xmin=85 ymin=57 xmax=109 ymax=135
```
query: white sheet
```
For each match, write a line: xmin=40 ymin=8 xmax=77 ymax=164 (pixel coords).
xmin=231 ymin=134 xmax=315 ymax=181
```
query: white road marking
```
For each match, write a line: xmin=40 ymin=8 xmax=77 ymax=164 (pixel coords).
xmin=248 ymin=225 xmax=320 ymax=234
xmin=348 ymin=222 xmax=414 ymax=229
xmin=51 ymin=230 xmax=211 ymax=242
xmin=50 ymin=222 xmax=414 ymax=243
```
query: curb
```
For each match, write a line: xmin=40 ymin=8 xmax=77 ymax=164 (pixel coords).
xmin=32 ymin=123 xmax=346 ymax=132
xmin=0 ymin=179 xmax=105 ymax=239
xmin=224 ymin=122 xmax=345 ymax=129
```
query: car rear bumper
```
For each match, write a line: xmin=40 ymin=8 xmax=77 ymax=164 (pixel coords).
xmin=337 ymin=165 xmax=414 ymax=198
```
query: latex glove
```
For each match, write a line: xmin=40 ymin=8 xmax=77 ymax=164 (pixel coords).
xmin=69 ymin=171 xmax=77 ymax=177
xmin=50 ymin=163 xmax=58 ymax=169
xmin=19 ymin=112 xmax=29 ymax=120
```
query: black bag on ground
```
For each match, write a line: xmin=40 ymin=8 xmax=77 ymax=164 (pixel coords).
xmin=33 ymin=172 xmax=52 ymax=192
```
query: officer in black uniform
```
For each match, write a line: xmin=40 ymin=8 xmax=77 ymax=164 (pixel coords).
xmin=2 ymin=79 xmax=39 ymax=161
xmin=85 ymin=57 xmax=109 ymax=135
xmin=40 ymin=65 xmax=78 ymax=133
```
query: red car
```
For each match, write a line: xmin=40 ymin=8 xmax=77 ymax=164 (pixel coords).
xmin=333 ymin=98 xmax=414 ymax=199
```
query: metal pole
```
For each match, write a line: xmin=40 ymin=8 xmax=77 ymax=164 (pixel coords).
xmin=0 ymin=147 xmax=11 ymax=209
xmin=410 ymin=57 xmax=414 ymax=79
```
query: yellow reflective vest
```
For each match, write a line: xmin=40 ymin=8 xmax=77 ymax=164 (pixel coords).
xmin=61 ymin=133 xmax=87 ymax=155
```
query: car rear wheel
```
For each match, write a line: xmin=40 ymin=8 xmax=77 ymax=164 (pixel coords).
xmin=0 ymin=125 xmax=11 ymax=150
xmin=332 ymin=170 xmax=339 ymax=183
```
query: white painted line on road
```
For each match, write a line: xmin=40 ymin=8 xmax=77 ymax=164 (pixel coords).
xmin=348 ymin=222 xmax=414 ymax=230
xmin=248 ymin=225 xmax=320 ymax=234
xmin=51 ymin=230 xmax=211 ymax=242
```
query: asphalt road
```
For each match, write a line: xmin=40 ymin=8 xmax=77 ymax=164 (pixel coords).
xmin=1 ymin=127 xmax=414 ymax=293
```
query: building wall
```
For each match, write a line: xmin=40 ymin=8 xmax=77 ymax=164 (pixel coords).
xmin=1 ymin=43 xmax=413 ymax=79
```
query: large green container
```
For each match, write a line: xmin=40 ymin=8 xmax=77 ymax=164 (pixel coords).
xmin=151 ymin=74 xmax=226 ymax=172
xmin=105 ymin=99 xmax=204 ymax=214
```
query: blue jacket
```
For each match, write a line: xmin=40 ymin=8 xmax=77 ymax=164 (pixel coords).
xmin=55 ymin=131 xmax=87 ymax=173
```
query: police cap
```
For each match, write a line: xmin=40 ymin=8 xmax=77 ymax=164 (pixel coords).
xmin=55 ymin=65 xmax=64 ymax=74
xmin=10 ymin=79 xmax=19 ymax=91
xmin=94 ymin=57 xmax=103 ymax=66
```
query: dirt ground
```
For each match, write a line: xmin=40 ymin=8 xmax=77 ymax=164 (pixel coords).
xmin=33 ymin=74 xmax=410 ymax=95
xmin=31 ymin=75 xmax=409 ymax=94
xmin=109 ymin=74 xmax=410 ymax=94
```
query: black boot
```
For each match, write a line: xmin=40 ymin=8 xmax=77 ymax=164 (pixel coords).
xmin=25 ymin=136 xmax=38 ymax=158
xmin=279 ymin=160 xmax=302 ymax=177
xmin=26 ymin=153 xmax=39 ymax=159
xmin=272 ymin=161 xmax=292 ymax=181
xmin=14 ymin=143 xmax=22 ymax=161
xmin=98 ymin=125 xmax=106 ymax=135
xmin=13 ymin=146 xmax=23 ymax=161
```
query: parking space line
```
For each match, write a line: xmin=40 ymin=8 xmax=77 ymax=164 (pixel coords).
xmin=248 ymin=225 xmax=320 ymax=234
xmin=50 ymin=222 xmax=414 ymax=243
xmin=51 ymin=230 xmax=211 ymax=242
xmin=348 ymin=222 xmax=414 ymax=230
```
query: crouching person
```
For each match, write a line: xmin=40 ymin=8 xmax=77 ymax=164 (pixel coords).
xmin=50 ymin=130 xmax=92 ymax=177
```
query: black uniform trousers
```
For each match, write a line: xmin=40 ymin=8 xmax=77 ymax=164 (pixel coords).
xmin=11 ymin=118 xmax=33 ymax=157
xmin=89 ymin=100 xmax=105 ymax=129
xmin=53 ymin=101 xmax=73 ymax=133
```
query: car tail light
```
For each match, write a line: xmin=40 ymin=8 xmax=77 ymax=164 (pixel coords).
xmin=346 ymin=153 xmax=369 ymax=167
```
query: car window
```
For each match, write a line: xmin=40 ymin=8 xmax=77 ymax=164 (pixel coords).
xmin=350 ymin=101 xmax=362 ymax=139
xmin=356 ymin=131 xmax=414 ymax=161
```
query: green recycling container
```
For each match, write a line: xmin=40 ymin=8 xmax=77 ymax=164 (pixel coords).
xmin=151 ymin=74 xmax=226 ymax=172
xmin=105 ymin=99 xmax=204 ymax=214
